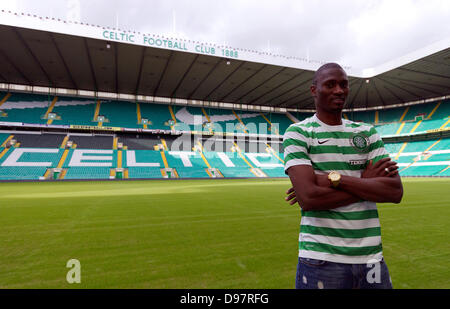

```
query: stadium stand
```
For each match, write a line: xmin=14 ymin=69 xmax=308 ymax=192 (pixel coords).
xmin=0 ymin=56 xmax=448 ymax=182
xmin=119 ymin=136 xmax=162 ymax=150
xmin=0 ymin=92 xmax=448 ymax=183
xmin=0 ymin=91 xmax=294 ymax=134
xmin=0 ymin=128 xmax=448 ymax=180
xmin=48 ymin=97 xmax=97 ymax=126
xmin=13 ymin=133 xmax=66 ymax=148
xmin=2 ymin=89 xmax=448 ymax=139
xmin=68 ymin=135 xmax=114 ymax=150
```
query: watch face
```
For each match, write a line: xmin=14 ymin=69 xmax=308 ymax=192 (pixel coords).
xmin=330 ymin=172 xmax=340 ymax=181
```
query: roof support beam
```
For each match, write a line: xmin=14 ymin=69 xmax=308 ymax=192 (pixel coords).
xmin=134 ymin=46 xmax=146 ymax=94
xmin=346 ymin=80 xmax=364 ymax=110
xmin=397 ymin=80 xmax=442 ymax=96
xmin=0 ymin=49 xmax=32 ymax=85
xmin=187 ymin=58 xmax=222 ymax=99
xmin=376 ymin=76 xmax=422 ymax=99
xmin=171 ymin=54 xmax=199 ymax=98
xmin=375 ymin=77 xmax=404 ymax=103
xmin=154 ymin=51 xmax=173 ymax=96
xmin=276 ymin=89 xmax=311 ymax=108
xmin=49 ymin=33 xmax=78 ymax=89
xmin=234 ymin=67 xmax=286 ymax=102
xmin=249 ymin=71 xmax=306 ymax=104
xmin=263 ymin=76 xmax=311 ymax=106
xmin=372 ymin=79 xmax=387 ymax=107
xmin=397 ymin=67 xmax=450 ymax=80
xmin=202 ymin=61 xmax=246 ymax=101
xmin=83 ymin=38 xmax=98 ymax=91
xmin=115 ymin=42 xmax=119 ymax=93
xmin=12 ymin=28 xmax=54 ymax=86
xmin=218 ymin=64 xmax=268 ymax=102
xmin=383 ymin=75 xmax=450 ymax=91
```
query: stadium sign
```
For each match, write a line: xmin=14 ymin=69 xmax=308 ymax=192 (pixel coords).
xmin=427 ymin=127 xmax=450 ymax=133
xmin=69 ymin=125 xmax=122 ymax=131
xmin=102 ymin=29 xmax=238 ymax=58
xmin=0 ymin=148 xmax=283 ymax=168
xmin=0 ymin=10 xmax=323 ymax=74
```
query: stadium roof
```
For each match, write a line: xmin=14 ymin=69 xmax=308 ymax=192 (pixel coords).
xmin=0 ymin=10 xmax=449 ymax=111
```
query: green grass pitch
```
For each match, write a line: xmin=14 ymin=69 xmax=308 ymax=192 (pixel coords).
xmin=0 ymin=177 xmax=448 ymax=288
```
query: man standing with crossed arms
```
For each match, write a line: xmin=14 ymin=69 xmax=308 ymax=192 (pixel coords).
xmin=284 ymin=63 xmax=403 ymax=289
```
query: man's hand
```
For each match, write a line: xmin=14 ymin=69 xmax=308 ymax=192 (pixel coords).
xmin=285 ymin=187 xmax=297 ymax=205
xmin=362 ymin=158 xmax=399 ymax=178
xmin=286 ymin=174 xmax=328 ymax=206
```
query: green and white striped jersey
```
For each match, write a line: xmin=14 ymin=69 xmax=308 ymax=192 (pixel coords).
xmin=283 ymin=114 xmax=390 ymax=264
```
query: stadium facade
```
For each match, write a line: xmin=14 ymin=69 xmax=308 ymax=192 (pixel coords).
xmin=0 ymin=10 xmax=449 ymax=181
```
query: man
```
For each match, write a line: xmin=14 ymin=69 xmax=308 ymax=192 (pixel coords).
xmin=283 ymin=63 xmax=403 ymax=289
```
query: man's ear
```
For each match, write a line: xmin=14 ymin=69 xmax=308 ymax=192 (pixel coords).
xmin=310 ymin=85 xmax=317 ymax=98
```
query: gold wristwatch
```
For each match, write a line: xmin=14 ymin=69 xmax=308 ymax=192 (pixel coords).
xmin=328 ymin=171 xmax=341 ymax=188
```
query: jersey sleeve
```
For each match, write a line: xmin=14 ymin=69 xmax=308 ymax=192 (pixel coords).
xmin=367 ymin=126 xmax=389 ymax=164
xmin=283 ymin=125 xmax=311 ymax=174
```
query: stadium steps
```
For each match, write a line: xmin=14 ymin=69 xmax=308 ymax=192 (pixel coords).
xmin=0 ymin=134 xmax=10 ymax=146
xmin=260 ymin=113 xmax=280 ymax=135
xmin=398 ymin=140 xmax=440 ymax=173
xmin=160 ymin=139 xmax=169 ymax=151
xmin=286 ymin=112 xmax=299 ymax=123
xmin=231 ymin=110 xmax=248 ymax=133
xmin=160 ymin=150 xmax=169 ymax=168
xmin=427 ymin=102 xmax=441 ymax=120
xmin=421 ymin=140 xmax=442 ymax=161
xmin=264 ymin=143 xmax=285 ymax=164
xmin=113 ymin=137 xmax=118 ymax=150
xmin=201 ymin=107 xmax=214 ymax=134
xmin=1 ymin=134 xmax=14 ymax=148
xmin=440 ymin=117 xmax=450 ymax=130
xmin=93 ymin=100 xmax=103 ymax=126
xmin=0 ymin=147 xmax=12 ymax=161
xmin=136 ymin=103 xmax=147 ymax=129
xmin=158 ymin=149 xmax=178 ymax=178
xmin=193 ymin=141 xmax=216 ymax=178
xmin=117 ymin=150 xmax=123 ymax=168
xmin=44 ymin=96 xmax=58 ymax=125
xmin=438 ymin=165 xmax=450 ymax=174
xmin=394 ymin=142 xmax=408 ymax=160
xmin=168 ymin=105 xmax=177 ymax=130
xmin=0 ymin=92 xmax=11 ymax=108
xmin=60 ymin=135 xmax=69 ymax=148
xmin=57 ymin=149 xmax=70 ymax=169
xmin=233 ymin=142 xmax=266 ymax=177
xmin=273 ymin=112 xmax=308 ymax=135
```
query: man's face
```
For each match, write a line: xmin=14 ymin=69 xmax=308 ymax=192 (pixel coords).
xmin=311 ymin=67 xmax=349 ymax=113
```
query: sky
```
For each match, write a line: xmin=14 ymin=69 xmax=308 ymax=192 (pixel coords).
xmin=1 ymin=0 xmax=449 ymax=70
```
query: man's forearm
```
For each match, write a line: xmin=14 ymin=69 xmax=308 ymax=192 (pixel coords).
xmin=301 ymin=185 xmax=361 ymax=211
xmin=288 ymin=170 xmax=361 ymax=211
xmin=339 ymin=175 xmax=403 ymax=203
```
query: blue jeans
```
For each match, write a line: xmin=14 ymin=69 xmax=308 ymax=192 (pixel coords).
xmin=295 ymin=257 xmax=393 ymax=289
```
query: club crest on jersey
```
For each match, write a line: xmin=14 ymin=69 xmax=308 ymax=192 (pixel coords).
xmin=350 ymin=132 xmax=370 ymax=152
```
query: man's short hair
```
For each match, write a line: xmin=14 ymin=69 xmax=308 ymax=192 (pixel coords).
xmin=312 ymin=63 xmax=345 ymax=86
